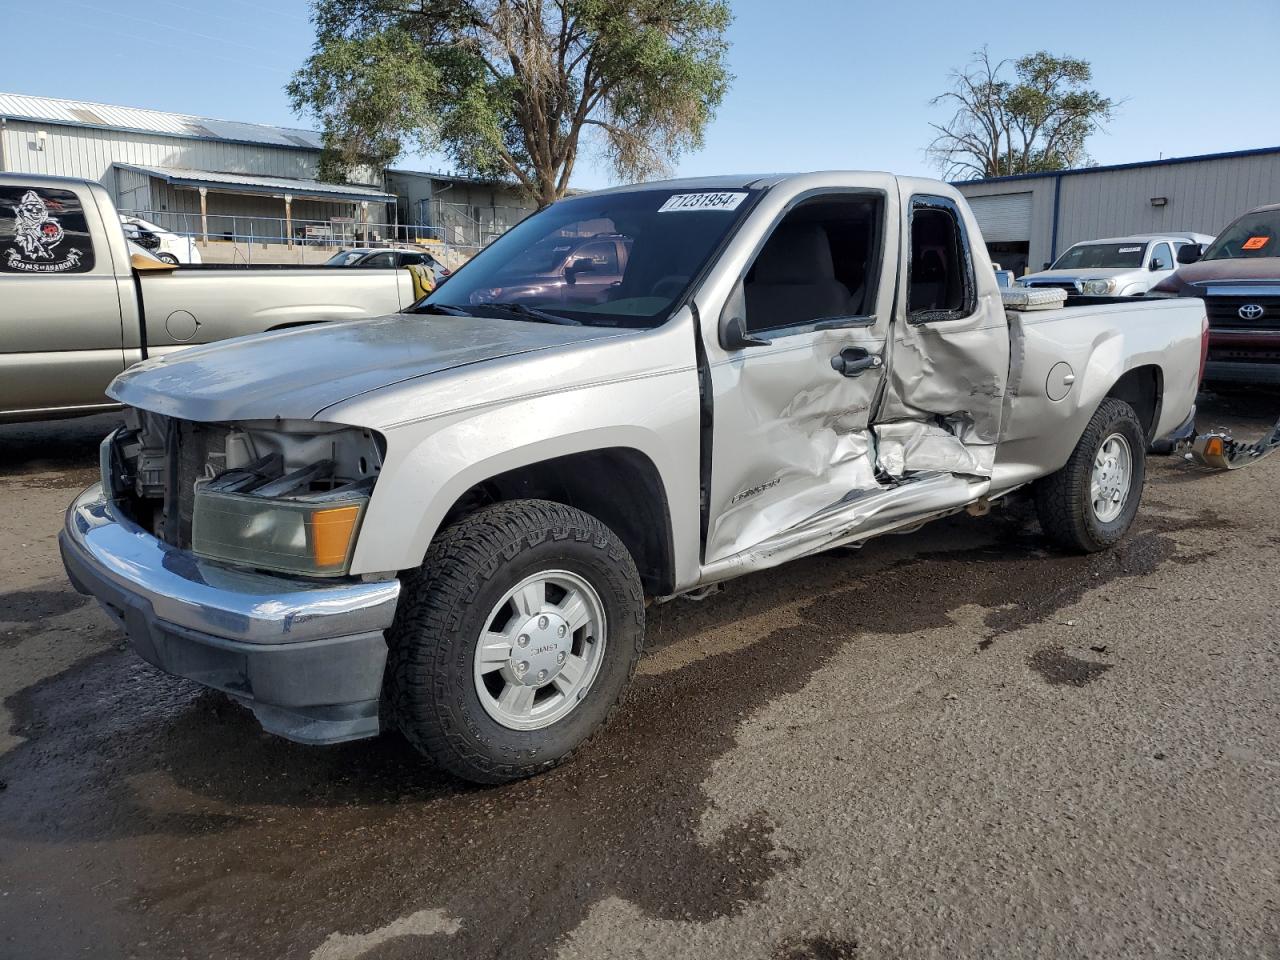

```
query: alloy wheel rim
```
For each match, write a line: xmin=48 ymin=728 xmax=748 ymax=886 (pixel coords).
xmin=1090 ymin=432 xmax=1133 ymax=523
xmin=473 ymin=569 xmax=607 ymax=731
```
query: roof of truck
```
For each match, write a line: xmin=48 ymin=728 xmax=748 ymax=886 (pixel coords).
xmin=580 ymin=171 xmax=911 ymax=196
xmin=1069 ymin=233 xmax=1216 ymax=245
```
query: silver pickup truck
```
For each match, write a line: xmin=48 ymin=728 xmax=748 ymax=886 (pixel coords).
xmin=1 ymin=173 xmax=421 ymax=423
xmin=61 ymin=172 xmax=1207 ymax=784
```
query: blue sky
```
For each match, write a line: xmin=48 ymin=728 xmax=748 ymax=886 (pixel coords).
xmin=3 ymin=0 xmax=1277 ymax=188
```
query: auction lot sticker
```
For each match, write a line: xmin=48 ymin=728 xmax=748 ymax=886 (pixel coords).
xmin=659 ymin=192 xmax=748 ymax=213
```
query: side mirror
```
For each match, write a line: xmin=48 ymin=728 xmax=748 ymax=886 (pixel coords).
xmin=565 ymin=257 xmax=595 ymax=285
xmin=718 ymin=279 xmax=771 ymax=350
xmin=1177 ymin=244 xmax=1203 ymax=265
xmin=1042 ymin=261 xmax=1053 ymax=271
xmin=1150 ymin=259 xmax=1167 ymax=272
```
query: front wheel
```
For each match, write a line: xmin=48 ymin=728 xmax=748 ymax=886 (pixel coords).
xmin=1035 ymin=397 xmax=1146 ymax=552
xmin=385 ymin=500 xmax=644 ymax=784
xmin=156 ymin=252 xmax=179 ymax=265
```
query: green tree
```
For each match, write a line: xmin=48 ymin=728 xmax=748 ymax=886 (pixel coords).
xmin=928 ymin=47 xmax=1117 ymax=180
xmin=288 ymin=0 xmax=733 ymax=207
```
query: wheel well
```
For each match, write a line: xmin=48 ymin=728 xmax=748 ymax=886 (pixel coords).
xmin=1105 ymin=365 xmax=1163 ymax=443
xmin=439 ymin=448 xmax=676 ymax=596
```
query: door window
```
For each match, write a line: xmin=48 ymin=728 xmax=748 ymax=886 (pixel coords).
xmin=743 ymin=194 xmax=883 ymax=334
xmin=1149 ymin=242 xmax=1172 ymax=271
xmin=569 ymin=241 xmax=619 ymax=274
xmin=0 ymin=186 xmax=96 ymax=274
xmin=907 ymin=196 xmax=975 ymax=321
xmin=360 ymin=252 xmax=396 ymax=268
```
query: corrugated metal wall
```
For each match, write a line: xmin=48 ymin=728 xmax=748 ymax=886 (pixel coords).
xmin=956 ymin=151 xmax=1280 ymax=273
xmin=113 ymin=165 xmax=152 ymax=212
xmin=1055 ymin=154 xmax=1280 ymax=250
xmin=2 ymin=119 xmax=319 ymax=185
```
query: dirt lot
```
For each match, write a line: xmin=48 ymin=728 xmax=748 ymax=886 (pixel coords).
xmin=1 ymin=394 xmax=1278 ymax=960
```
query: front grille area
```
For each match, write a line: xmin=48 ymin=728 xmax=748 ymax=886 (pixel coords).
xmin=1203 ymin=296 xmax=1280 ymax=331
xmin=111 ymin=412 xmax=229 ymax=549
xmin=165 ymin=421 xmax=230 ymax=549
xmin=1025 ymin=280 xmax=1081 ymax=293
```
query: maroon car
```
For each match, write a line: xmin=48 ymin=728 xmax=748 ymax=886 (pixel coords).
xmin=1153 ymin=202 xmax=1280 ymax=384
xmin=464 ymin=233 xmax=633 ymax=308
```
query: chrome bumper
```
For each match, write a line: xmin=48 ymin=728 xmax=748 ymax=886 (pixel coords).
xmin=59 ymin=483 xmax=401 ymax=744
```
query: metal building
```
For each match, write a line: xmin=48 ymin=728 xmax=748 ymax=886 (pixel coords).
xmin=0 ymin=92 xmax=396 ymax=247
xmin=386 ymin=169 xmax=534 ymax=251
xmin=954 ymin=146 xmax=1280 ymax=276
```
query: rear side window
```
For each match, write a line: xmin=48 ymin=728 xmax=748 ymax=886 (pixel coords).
xmin=0 ymin=186 xmax=96 ymax=274
xmin=907 ymin=196 xmax=975 ymax=321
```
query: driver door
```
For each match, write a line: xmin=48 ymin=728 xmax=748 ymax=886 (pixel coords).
xmin=701 ymin=183 xmax=895 ymax=564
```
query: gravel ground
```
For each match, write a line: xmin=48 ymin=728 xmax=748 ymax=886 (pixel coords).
xmin=0 ymin=394 xmax=1277 ymax=960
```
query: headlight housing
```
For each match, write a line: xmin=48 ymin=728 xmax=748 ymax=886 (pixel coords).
xmin=187 ymin=422 xmax=382 ymax=578
xmin=1081 ymin=278 xmax=1117 ymax=296
xmin=193 ymin=482 xmax=371 ymax=577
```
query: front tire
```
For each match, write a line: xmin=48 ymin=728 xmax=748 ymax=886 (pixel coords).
xmin=386 ymin=500 xmax=644 ymax=784
xmin=156 ymin=252 xmax=179 ymax=265
xmin=1036 ymin=397 xmax=1146 ymax=552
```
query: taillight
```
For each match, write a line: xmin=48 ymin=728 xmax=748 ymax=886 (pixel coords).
xmin=1198 ymin=313 xmax=1209 ymax=385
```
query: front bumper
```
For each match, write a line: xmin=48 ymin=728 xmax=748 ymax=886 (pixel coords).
xmin=59 ymin=483 xmax=401 ymax=744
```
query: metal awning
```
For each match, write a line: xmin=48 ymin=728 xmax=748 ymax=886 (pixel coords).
xmin=113 ymin=163 xmax=395 ymax=204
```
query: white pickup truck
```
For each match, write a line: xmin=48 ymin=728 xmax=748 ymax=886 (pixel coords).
xmin=1 ymin=173 xmax=423 ymax=423
xmin=61 ymin=172 xmax=1207 ymax=784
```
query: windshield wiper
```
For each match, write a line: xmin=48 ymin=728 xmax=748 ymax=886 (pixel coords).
xmin=483 ymin=302 xmax=582 ymax=326
xmin=413 ymin=302 xmax=473 ymax=317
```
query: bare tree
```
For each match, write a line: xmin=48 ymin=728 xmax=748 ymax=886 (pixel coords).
xmin=928 ymin=47 xmax=1116 ymax=180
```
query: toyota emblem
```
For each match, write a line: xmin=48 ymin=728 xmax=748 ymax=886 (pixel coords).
xmin=1238 ymin=303 xmax=1266 ymax=321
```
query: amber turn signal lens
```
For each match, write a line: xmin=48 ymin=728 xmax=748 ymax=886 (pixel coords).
xmin=311 ymin=504 xmax=363 ymax=568
xmin=1204 ymin=437 xmax=1225 ymax=458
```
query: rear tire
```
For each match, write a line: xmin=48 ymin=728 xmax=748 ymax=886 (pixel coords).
xmin=385 ymin=499 xmax=644 ymax=784
xmin=1036 ymin=397 xmax=1146 ymax=553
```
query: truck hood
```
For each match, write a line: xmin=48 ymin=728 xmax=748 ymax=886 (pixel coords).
xmin=109 ymin=313 xmax=628 ymax=422
xmin=1176 ymin=257 xmax=1280 ymax=285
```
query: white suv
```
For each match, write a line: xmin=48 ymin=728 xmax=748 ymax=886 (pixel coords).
xmin=1018 ymin=233 xmax=1215 ymax=296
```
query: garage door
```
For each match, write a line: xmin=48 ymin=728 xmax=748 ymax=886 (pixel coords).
xmin=966 ymin=192 xmax=1033 ymax=243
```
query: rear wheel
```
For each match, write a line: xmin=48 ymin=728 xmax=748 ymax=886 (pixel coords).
xmin=385 ymin=499 xmax=644 ymax=784
xmin=1036 ymin=397 xmax=1146 ymax=552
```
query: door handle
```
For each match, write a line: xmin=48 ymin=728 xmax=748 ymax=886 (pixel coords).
xmin=830 ymin=347 xmax=883 ymax=377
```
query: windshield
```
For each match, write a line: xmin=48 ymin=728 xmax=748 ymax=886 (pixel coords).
xmin=420 ymin=187 xmax=759 ymax=328
xmin=1201 ymin=209 xmax=1280 ymax=260
xmin=1051 ymin=242 xmax=1147 ymax=270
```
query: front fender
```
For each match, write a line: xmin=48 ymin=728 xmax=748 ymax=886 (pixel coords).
xmin=346 ymin=372 xmax=702 ymax=587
